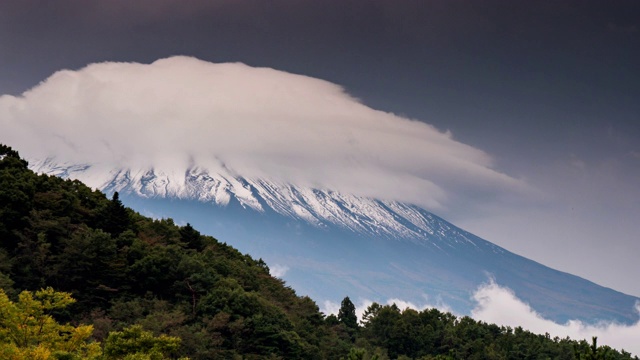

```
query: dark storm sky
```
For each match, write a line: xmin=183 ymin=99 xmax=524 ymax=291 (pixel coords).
xmin=1 ymin=0 xmax=639 ymax=295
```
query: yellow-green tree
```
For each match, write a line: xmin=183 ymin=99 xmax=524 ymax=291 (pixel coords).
xmin=0 ymin=287 xmax=100 ymax=360
xmin=103 ymin=325 xmax=182 ymax=360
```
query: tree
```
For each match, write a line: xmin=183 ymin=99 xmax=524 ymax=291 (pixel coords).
xmin=361 ymin=302 xmax=382 ymax=326
xmin=102 ymin=324 xmax=182 ymax=360
xmin=179 ymin=223 xmax=205 ymax=251
xmin=0 ymin=144 xmax=28 ymax=168
xmin=100 ymin=192 xmax=130 ymax=237
xmin=0 ymin=287 xmax=100 ymax=359
xmin=338 ymin=296 xmax=358 ymax=340
xmin=575 ymin=337 xmax=611 ymax=360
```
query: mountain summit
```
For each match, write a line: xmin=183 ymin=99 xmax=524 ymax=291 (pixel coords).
xmin=33 ymin=158 xmax=498 ymax=246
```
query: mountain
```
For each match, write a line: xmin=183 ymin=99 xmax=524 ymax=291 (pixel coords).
xmin=31 ymin=158 xmax=640 ymax=325
xmin=5 ymin=145 xmax=639 ymax=359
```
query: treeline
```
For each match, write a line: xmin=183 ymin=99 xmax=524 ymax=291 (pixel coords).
xmin=0 ymin=144 xmax=637 ymax=359
xmin=340 ymin=298 xmax=636 ymax=359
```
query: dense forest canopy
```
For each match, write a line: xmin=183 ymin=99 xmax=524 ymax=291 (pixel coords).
xmin=0 ymin=143 xmax=637 ymax=359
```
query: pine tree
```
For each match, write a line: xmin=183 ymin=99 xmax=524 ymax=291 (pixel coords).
xmin=338 ymin=296 xmax=358 ymax=335
xmin=100 ymin=192 xmax=130 ymax=237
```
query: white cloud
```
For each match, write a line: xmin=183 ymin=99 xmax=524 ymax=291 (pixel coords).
xmin=472 ymin=281 xmax=640 ymax=355
xmin=0 ymin=56 xmax=527 ymax=211
xmin=322 ymin=300 xmax=341 ymax=317
xmin=269 ymin=264 xmax=289 ymax=278
xmin=321 ymin=282 xmax=640 ymax=355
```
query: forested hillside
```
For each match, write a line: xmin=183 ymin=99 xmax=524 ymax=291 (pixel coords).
xmin=0 ymin=143 xmax=637 ymax=359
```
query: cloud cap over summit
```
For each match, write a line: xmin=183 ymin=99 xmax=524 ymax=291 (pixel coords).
xmin=1 ymin=56 xmax=527 ymax=211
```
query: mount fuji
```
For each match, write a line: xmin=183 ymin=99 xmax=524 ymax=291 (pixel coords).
xmin=31 ymin=158 xmax=640 ymax=325
xmin=4 ymin=56 xmax=638 ymax=326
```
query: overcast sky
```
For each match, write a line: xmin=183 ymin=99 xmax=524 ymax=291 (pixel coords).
xmin=1 ymin=1 xmax=639 ymax=296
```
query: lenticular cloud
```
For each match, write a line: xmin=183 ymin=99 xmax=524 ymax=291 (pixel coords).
xmin=0 ymin=56 xmax=524 ymax=210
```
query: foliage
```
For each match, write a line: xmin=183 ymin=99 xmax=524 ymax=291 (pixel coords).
xmin=339 ymin=297 xmax=358 ymax=331
xmin=0 ymin=144 xmax=336 ymax=359
xmin=1 ymin=143 xmax=638 ymax=360
xmin=0 ymin=287 xmax=100 ymax=360
xmin=103 ymin=325 xmax=182 ymax=360
xmin=354 ymin=302 xmax=637 ymax=360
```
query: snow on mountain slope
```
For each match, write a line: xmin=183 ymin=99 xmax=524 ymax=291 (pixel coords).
xmin=31 ymin=157 xmax=496 ymax=251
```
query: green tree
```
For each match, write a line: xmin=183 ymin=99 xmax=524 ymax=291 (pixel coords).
xmin=100 ymin=192 xmax=130 ymax=237
xmin=179 ymin=223 xmax=205 ymax=251
xmin=102 ymin=324 xmax=182 ymax=360
xmin=0 ymin=145 xmax=35 ymax=251
xmin=338 ymin=296 xmax=358 ymax=341
xmin=575 ymin=337 xmax=612 ymax=360
xmin=0 ymin=287 xmax=100 ymax=359
xmin=361 ymin=303 xmax=382 ymax=327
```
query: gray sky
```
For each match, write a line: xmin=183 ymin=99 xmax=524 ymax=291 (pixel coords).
xmin=1 ymin=0 xmax=639 ymax=295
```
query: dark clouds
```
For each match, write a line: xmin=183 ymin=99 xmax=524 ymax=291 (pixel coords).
xmin=2 ymin=0 xmax=638 ymax=157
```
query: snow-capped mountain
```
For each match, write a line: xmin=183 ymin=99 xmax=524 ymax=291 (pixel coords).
xmin=32 ymin=157 xmax=499 ymax=249
xmin=31 ymin=158 xmax=640 ymax=325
